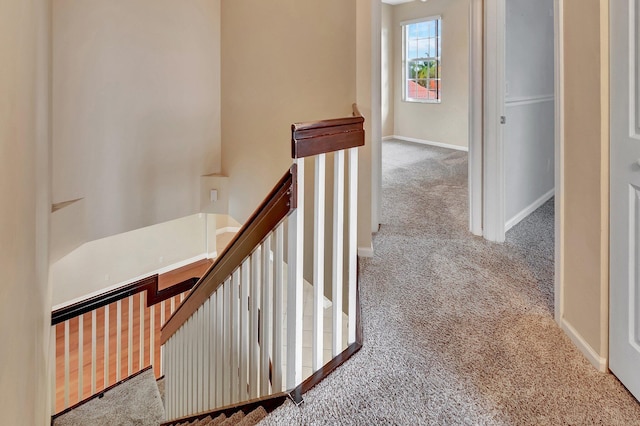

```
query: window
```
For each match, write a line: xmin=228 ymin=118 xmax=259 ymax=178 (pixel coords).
xmin=402 ymin=17 xmax=441 ymax=103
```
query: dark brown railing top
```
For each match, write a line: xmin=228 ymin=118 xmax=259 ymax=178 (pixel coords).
xmin=161 ymin=166 xmax=297 ymax=344
xmin=291 ymin=103 xmax=365 ymax=159
xmin=51 ymin=275 xmax=198 ymax=326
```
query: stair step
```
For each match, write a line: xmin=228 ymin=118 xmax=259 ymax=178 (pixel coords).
xmin=208 ymin=413 xmax=227 ymax=425
xmin=237 ymin=407 xmax=268 ymax=426
xmin=218 ymin=410 xmax=245 ymax=426
xmin=193 ymin=415 xmax=212 ymax=425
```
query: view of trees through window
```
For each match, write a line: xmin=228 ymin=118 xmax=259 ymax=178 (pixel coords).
xmin=404 ymin=17 xmax=441 ymax=102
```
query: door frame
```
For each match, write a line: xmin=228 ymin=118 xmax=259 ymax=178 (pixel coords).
xmin=479 ymin=0 xmax=564 ymax=323
xmin=469 ymin=0 xmax=484 ymax=236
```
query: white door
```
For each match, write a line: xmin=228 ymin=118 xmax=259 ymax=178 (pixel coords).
xmin=610 ymin=0 xmax=640 ymax=401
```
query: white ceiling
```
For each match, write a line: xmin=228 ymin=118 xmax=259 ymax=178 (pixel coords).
xmin=381 ymin=0 xmax=415 ymax=5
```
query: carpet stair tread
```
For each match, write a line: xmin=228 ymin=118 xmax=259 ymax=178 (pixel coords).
xmin=218 ymin=410 xmax=245 ymax=426
xmin=237 ymin=407 xmax=268 ymax=425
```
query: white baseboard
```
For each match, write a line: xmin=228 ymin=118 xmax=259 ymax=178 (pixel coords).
xmin=385 ymin=135 xmax=469 ymax=152
xmin=560 ymin=318 xmax=608 ymax=372
xmin=382 ymin=136 xmax=395 ymax=141
xmin=358 ymin=245 xmax=374 ymax=258
xmin=505 ymin=189 xmax=555 ymax=232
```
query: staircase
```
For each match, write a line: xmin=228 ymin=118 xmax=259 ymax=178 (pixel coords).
xmin=50 ymin=106 xmax=365 ymax=425
xmin=166 ymin=407 xmax=267 ymax=426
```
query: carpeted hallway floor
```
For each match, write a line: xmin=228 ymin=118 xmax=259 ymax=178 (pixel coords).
xmin=262 ymin=140 xmax=640 ymax=425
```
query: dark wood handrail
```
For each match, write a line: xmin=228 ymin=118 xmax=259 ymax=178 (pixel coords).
xmin=161 ymin=166 xmax=297 ymax=344
xmin=51 ymin=275 xmax=198 ymax=326
xmin=291 ymin=103 xmax=365 ymax=159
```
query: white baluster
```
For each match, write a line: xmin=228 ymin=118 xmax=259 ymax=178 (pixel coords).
xmin=78 ymin=314 xmax=83 ymax=401
xmin=91 ymin=310 xmax=97 ymax=394
xmin=231 ymin=269 xmax=240 ymax=402
xmin=348 ymin=147 xmax=359 ymax=344
xmin=223 ymin=279 xmax=231 ymax=405
xmin=313 ymin=153 xmax=326 ymax=371
xmin=210 ymin=292 xmax=219 ymax=409
xmin=51 ymin=325 xmax=56 ymax=414
xmin=250 ymin=250 xmax=261 ymax=398
xmin=64 ymin=320 xmax=69 ymax=409
xmin=160 ymin=301 xmax=165 ymax=375
xmin=287 ymin=158 xmax=305 ymax=389
xmin=149 ymin=305 xmax=155 ymax=368
xmin=216 ymin=287 xmax=224 ymax=407
xmin=128 ymin=296 xmax=133 ymax=376
xmin=116 ymin=300 xmax=122 ymax=381
xmin=104 ymin=305 xmax=109 ymax=388
xmin=332 ymin=150 xmax=345 ymax=356
xmin=140 ymin=294 xmax=145 ymax=369
xmin=240 ymin=259 xmax=250 ymax=401
xmin=202 ymin=299 xmax=210 ymax=411
xmin=272 ymin=225 xmax=284 ymax=392
xmin=261 ymin=238 xmax=272 ymax=395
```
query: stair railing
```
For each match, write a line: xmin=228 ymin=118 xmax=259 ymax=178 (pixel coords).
xmin=50 ymin=275 xmax=197 ymax=416
xmin=161 ymin=104 xmax=364 ymax=421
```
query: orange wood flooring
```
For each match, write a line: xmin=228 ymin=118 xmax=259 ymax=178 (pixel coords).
xmin=54 ymin=259 xmax=212 ymax=413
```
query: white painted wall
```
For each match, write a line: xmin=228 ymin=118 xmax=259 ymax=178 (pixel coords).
xmin=50 ymin=214 xmax=221 ymax=307
xmin=504 ymin=0 xmax=555 ymax=228
xmin=392 ymin=0 xmax=469 ymax=148
xmin=0 ymin=0 xmax=52 ymax=422
xmin=52 ymin=0 xmax=222 ymax=242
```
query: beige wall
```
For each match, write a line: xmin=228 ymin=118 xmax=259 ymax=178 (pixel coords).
xmin=221 ymin=0 xmax=372 ymax=252
xmin=221 ymin=0 xmax=357 ymax=223
xmin=381 ymin=3 xmax=395 ymax=138
xmin=562 ymin=0 xmax=609 ymax=361
xmin=53 ymin=0 xmax=222 ymax=242
xmin=392 ymin=0 xmax=469 ymax=148
xmin=0 ymin=0 xmax=52 ymax=422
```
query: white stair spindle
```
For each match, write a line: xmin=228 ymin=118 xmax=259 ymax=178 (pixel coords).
xmin=261 ymin=238 xmax=272 ymax=395
xmin=332 ymin=150 xmax=345 ymax=356
xmin=104 ymin=306 xmax=109 ymax=388
xmin=249 ymin=250 xmax=261 ymax=398
xmin=348 ymin=147 xmax=359 ymax=344
xmin=116 ymin=300 xmax=122 ymax=381
xmin=216 ymin=287 xmax=224 ymax=407
xmin=223 ymin=279 xmax=232 ymax=405
xmin=287 ymin=158 xmax=305 ymax=389
xmin=272 ymin=224 xmax=284 ymax=392
xmin=202 ymin=299 xmax=210 ymax=411
xmin=208 ymin=294 xmax=216 ymax=410
xmin=78 ymin=314 xmax=83 ymax=401
xmin=160 ymin=301 xmax=165 ymax=375
xmin=170 ymin=296 xmax=175 ymax=316
xmin=313 ymin=153 xmax=326 ymax=371
xmin=149 ymin=305 xmax=154 ymax=368
xmin=128 ymin=296 xmax=133 ymax=376
xmin=231 ymin=270 xmax=240 ymax=403
xmin=240 ymin=259 xmax=250 ymax=401
xmin=91 ymin=310 xmax=97 ymax=394
xmin=51 ymin=325 xmax=56 ymax=414
xmin=64 ymin=320 xmax=69 ymax=409
xmin=140 ymin=294 xmax=145 ymax=369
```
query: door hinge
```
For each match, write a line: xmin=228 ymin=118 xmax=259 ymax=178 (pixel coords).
xmin=500 ymin=116 xmax=507 ymax=125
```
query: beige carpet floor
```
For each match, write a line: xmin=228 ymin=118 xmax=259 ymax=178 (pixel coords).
xmin=261 ymin=140 xmax=640 ymax=425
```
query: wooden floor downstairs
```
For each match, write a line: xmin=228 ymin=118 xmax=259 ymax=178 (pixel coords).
xmin=54 ymin=259 xmax=213 ymax=413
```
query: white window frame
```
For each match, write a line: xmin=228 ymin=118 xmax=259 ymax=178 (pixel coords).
xmin=401 ymin=15 xmax=442 ymax=104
